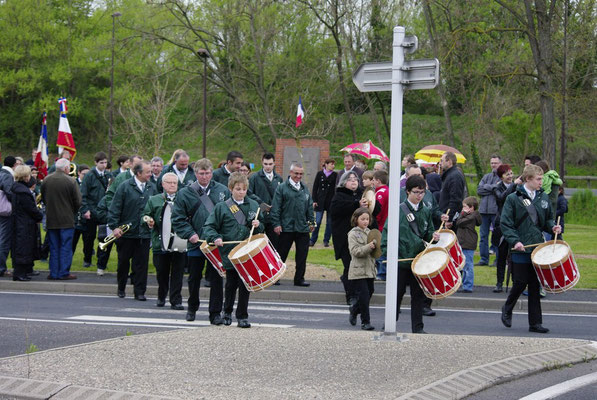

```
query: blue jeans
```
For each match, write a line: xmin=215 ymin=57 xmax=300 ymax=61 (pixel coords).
xmin=479 ymin=213 xmax=496 ymax=264
xmin=48 ymin=228 xmax=75 ymax=279
xmin=310 ymin=210 xmax=332 ymax=245
xmin=0 ymin=215 xmax=12 ymax=273
xmin=376 ymin=255 xmax=386 ymax=280
xmin=462 ymin=249 xmax=474 ymax=291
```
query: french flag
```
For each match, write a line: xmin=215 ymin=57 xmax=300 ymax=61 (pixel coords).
xmin=295 ymin=96 xmax=305 ymax=128
xmin=34 ymin=112 xmax=49 ymax=179
xmin=56 ymin=97 xmax=77 ymax=159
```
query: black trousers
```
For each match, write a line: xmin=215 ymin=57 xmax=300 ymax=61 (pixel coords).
xmin=97 ymin=241 xmax=113 ymax=270
xmin=264 ymin=223 xmax=280 ymax=252
xmin=351 ymin=278 xmax=374 ymax=324
xmin=503 ymin=262 xmax=542 ymax=326
xmin=153 ymin=252 xmax=186 ymax=305
xmin=224 ymin=268 xmax=250 ymax=320
xmin=397 ymin=268 xmax=425 ymax=333
xmin=277 ymin=231 xmax=309 ymax=283
xmin=13 ymin=262 xmax=33 ymax=279
xmin=496 ymin=238 xmax=510 ymax=287
xmin=72 ymin=222 xmax=98 ymax=264
xmin=339 ymin=249 xmax=355 ymax=303
xmin=187 ymin=254 xmax=223 ymax=316
xmin=116 ymin=238 xmax=150 ymax=296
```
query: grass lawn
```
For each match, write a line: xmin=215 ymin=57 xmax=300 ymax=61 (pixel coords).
xmin=7 ymin=223 xmax=596 ymax=289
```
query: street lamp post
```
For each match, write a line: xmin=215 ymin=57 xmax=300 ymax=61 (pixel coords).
xmin=197 ymin=49 xmax=210 ymax=158
xmin=108 ymin=11 xmax=122 ymax=164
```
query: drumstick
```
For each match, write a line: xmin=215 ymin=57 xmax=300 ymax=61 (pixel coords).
xmin=552 ymin=216 xmax=561 ymax=251
xmin=510 ymin=243 xmax=542 ymax=251
xmin=382 ymin=258 xmax=416 ymax=263
xmin=198 ymin=239 xmax=243 ymax=245
xmin=437 ymin=208 xmax=450 ymax=232
xmin=247 ymin=207 xmax=261 ymax=243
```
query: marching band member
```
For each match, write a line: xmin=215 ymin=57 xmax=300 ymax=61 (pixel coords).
xmin=143 ymin=172 xmax=185 ymax=310
xmin=156 ymin=151 xmax=195 ymax=192
xmin=108 ymin=160 xmax=156 ymax=300
xmin=171 ymin=158 xmax=230 ymax=323
xmin=500 ymin=164 xmax=561 ymax=333
xmin=212 ymin=151 xmax=244 ymax=186
xmin=203 ymin=172 xmax=263 ymax=328
xmin=382 ymin=175 xmax=439 ymax=334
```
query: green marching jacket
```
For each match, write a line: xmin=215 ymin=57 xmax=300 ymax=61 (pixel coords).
xmin=156 ymin=163 xmax=196 ymax=192
xmin=107 ymin=178 xmax=156 ymax=239
xmin=270 ymin=179 xmax=315 ymax=233
xmin=248 ymin=169 xmax=283 ymax=224
xmin=171 ymin=180 xmax=230 ymax=251
xmin=104 ymin=169 xmax=133 ymax=209
xmin=500 ymin=185 xmax=555 ymax=257
xmin=400 ymin=187 xmax=443 ymax=229
xmin=80 ymin=167 xmax=109 ymax=223
xmin=202 ymin=198 xmax=264 ymax=270
xmin=382 ymin=201 xmax=435 ymax=270
xmin=142 ymin=193 xmax=174 ymax=252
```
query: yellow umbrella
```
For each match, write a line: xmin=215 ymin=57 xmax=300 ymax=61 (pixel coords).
xmin=415 ymin=144 xmax=466 ymax=164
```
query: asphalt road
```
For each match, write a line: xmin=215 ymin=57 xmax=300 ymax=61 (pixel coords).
xmin=1 ymin=290 xmax=596 ymax=359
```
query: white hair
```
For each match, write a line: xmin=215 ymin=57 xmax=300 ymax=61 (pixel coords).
xmin=56 ymin=158 xmax=70 ymax=171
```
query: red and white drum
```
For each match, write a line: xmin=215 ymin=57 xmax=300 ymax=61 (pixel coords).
xmin=228 ymin=234 xmax=286 ymax=292
xmin=200 ymin=241 xmax=226 ymax=278
xmin=531 ymin=240 xmax=579 ymax=294
xmin=412 ymin=247 xmax=461 ymax=299
xmin=427 ymin=229 xmax=465 ymax=271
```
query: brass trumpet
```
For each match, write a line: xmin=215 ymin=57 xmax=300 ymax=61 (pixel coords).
xmin=36 ymin=193 xmax=44 ymax=209
xmin=99 ymin=224 xmax=131 ymax=250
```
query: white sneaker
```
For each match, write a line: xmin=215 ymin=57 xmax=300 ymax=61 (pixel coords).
xmin=97 ymin=268 xmax=105 ymax=276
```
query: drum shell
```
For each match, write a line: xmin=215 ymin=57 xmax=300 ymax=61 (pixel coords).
xmin=531 ymin=240 xmax=580 ymax=294
xmin=412 ymin=247 xmax=461 ymax=299
xmin=200 ymin=241 xmax=226 ymax=277
xmin=161 ymin=202 xmax=188 ymax=253
xmin=427 ymin=229 xmax=465 ymax=271
xmin=228 ymin=234 xmax=286 ymax=292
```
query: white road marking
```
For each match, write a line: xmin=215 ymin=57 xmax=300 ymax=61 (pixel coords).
xmin=0 ymin=316 xmax=192 ymax=329
xmin=519 ymin=371 xmax=597 ymax=400
xmin=67 ymin=315 xmax=294 ymax=328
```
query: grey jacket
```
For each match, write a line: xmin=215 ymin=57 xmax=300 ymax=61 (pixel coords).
xmin=477 ymin=170 xmax=501 ymax=214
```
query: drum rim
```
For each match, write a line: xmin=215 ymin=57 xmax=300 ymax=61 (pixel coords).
xmin=411 ymin=247 xmax=451 ymax=278
xmin=229 ymin=233 xmax=268 ymax=263
xmin=531 ymin=240 xmax=571 ymax=269
xmin=200 ymin=240 xmax=218 ymax=252
xmin=428 ymin=229 xmax=456 ymax=248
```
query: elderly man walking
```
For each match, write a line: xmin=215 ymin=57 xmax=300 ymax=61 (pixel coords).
xmin=41 ymin=158 xmax=82 ymax=280
xmin=476 ymin=155 xmax=502 ymax=266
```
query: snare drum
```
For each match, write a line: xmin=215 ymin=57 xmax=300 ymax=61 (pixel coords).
xmin=427 ymin=229 xmax=465 ymax=271
xmin=412 ymin=247 xmax=461 ymax=299
xmin=531 ymin=240 xmax=579 ymax=293
xmin=161 ymin=202 xmax=188 ymax=252
xmin=228 ymin=234 xmax=286 ymax=292
xmin=200 ymin=241 xmax=226 ymax=278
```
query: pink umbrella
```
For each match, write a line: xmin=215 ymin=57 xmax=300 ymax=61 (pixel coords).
xmin=340 ymin=140 xmax=389 ymax=162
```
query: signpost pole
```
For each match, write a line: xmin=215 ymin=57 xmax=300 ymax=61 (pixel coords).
xmin=383 ymin=26 xmax=405 ymax=337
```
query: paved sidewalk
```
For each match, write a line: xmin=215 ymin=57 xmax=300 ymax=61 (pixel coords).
xmin=0 ymin=327 xmax=596 ymax=400
xmin=1 ymin=270 xmax=596 ymax=314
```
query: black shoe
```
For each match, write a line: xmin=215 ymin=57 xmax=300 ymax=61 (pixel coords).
xmin=28 ymin=270 xmax=40 ymax=276
xmin=529 ymin=324 xmax=549 ymax=333
xmin=475 ymin=262 xmax=488 ymax=266
xmin=156 ymin=298 xmax=166 ymax=307
xmin=309 ymin=242 xmax=315 ymax=247
xmin=134 ymin=294 xmax=147 ymax=301
xmin=117 ymin=290 xmax=125 ymax=298
xmin=349 ymin=312 xmax=357 ymax=326
xmin=204 ymin=280 xmax=211 ymax=288
xmin=361 ymin=323 xmax=375 ymax=331
xmin=83 ymin=262 xmax=92 ymax=268
xmin=13 ymin=276 xmax=31 ymax=281
xmin=493 ymin=285 xmax=503 ymax=293
xmin=294 ymin=280 xmax=310 ymax=287
xmin=422 ymin=307 xmax=436 ymax=317
xmin=273 ymin=281 xmax=280 ymax=286
xmin=457 ymin=289 xmax=473 ymax=293
xmin=186 ymin=311 xmax=196 ymax=322
xmin=413 ymin=329 xmax=428 ymax=334
xmin=323 ymin=242 xmax=330 ymax=247
xmin=171 ymin=304 xmax=184 ymax=310
xmin=501 ymin=305 xmax=512 ymax=328
xmin=223 ymin=312 xmax=232 ymax=326
xmin=237 ymin=319 xmax=251 ymax=328
xmin=210 ymin=314 xmax=224 ymax=325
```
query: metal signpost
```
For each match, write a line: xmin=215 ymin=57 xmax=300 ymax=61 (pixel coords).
xmin=352 ymin=26 xmax=439 ymax=339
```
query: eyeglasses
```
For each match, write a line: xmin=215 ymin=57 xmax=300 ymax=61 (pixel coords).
xmin=346 ymin=178 xmax=358 ymax=182
xmin=410 ymin=190 xmax=425 ymax=196
xmin=196 ymin=172 xmax=211 ymax=176
xmin=292 ymin=172 xmax=304 ymax=176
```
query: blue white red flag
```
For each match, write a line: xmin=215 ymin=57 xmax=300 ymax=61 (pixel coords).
xmin=56 ymin=97 xmax=76 ymax=159
xmin=34 ymin=112 xmax=49 ymax=179
xmin=296 ymin=96 xmax=305 ymax=127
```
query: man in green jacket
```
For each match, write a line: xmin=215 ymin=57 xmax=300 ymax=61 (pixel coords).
xmin=108 ymin=160 xmax=156 ymax=301
xmin=270 ymin=163 xmax=315 ymax=287
xmin=79 ymin=151 xmax=109 ymax=272
xmin=248 ymin=152 xmax=283 ymax=249
xmin=156 ymin=151 xmax=196 ymax=192
xmin=203 ymin=172 xmax=264 ymax=328
xmin=212 ymin=151 xmax=244 ymax=186
xmin=381 ymin=175 xmax=439 ymax=334
xmin=500 ymin=164 xmax=561 ymax=334
xmin=143 ymin=172 xmax=185 ymax=310
xmin=171 ymin=158 xmax=230 ymax=323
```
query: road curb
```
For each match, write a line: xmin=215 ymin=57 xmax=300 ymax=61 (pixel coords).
xmin=1 ymin=280 xmax=595 ymax=314
xmin=396 ymin=341 xmax=597 ymax=400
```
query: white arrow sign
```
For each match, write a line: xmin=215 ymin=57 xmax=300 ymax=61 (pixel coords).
xmin=352 ymin=58 xmax=439 ymax=92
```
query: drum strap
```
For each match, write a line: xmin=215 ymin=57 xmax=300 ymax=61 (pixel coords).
xmin=400 ymin=202 xmax=421 ymax=237
xmin=226 ymin=198 xmax=247 ymax=226
xmin=190 ymin=181 xmax=215 ymax=214
xmin=517 ymin=195 xmax=538 ymax=227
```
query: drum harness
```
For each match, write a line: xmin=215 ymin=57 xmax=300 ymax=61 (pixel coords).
xmin=226 ymin=198 xmax=247 ymax=226
xmin=188 ymin=181 xmax=215 ymax=220
xmin=400 ymin=202 xmax=422 ymax=238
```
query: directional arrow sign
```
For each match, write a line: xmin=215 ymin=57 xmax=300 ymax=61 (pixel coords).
xmin=352 ymin=58 xmax=439 ymax=92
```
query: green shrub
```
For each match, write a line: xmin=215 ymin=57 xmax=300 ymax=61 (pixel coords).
xmin=568 ymin=190 xmax=597 ymax=226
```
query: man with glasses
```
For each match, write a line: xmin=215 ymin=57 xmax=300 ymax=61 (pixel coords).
xmin=270 ymin=163 xmax=315 ymax=287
